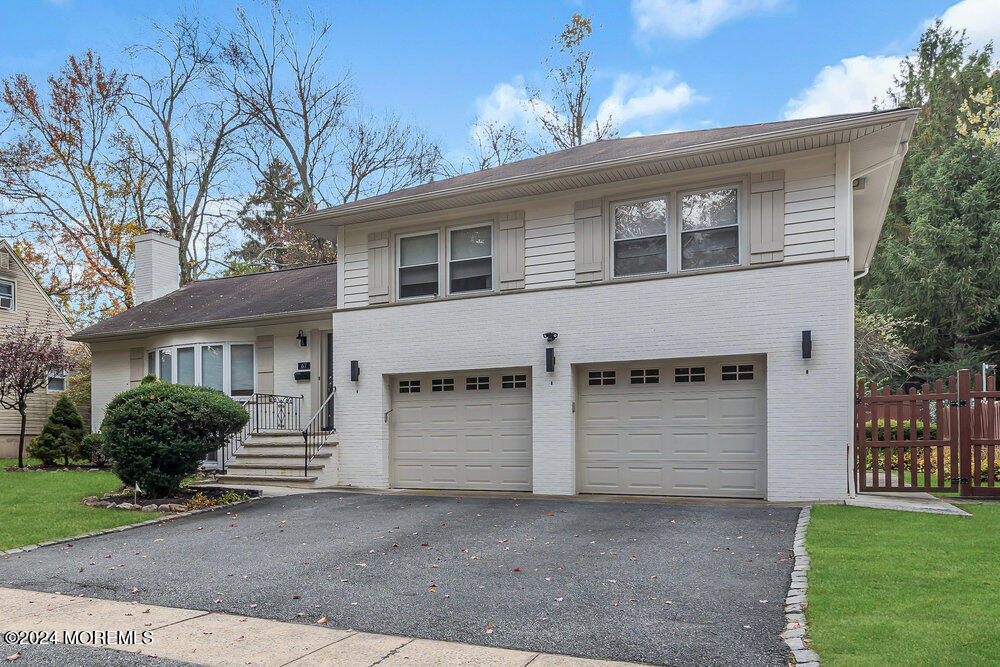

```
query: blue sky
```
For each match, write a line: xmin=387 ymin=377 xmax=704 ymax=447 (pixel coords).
xmin=1 ymin=0 xmax=997 ymax=161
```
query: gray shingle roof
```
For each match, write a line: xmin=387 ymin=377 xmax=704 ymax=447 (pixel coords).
xmin=298 ymin=109 xmax=908 ymax=220
xmin=72 ymin=263 xmax=337 ymax=340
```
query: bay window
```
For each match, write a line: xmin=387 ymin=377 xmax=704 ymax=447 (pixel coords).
xmin=680 ymin=186 xmax=740 ymax=270
xmin=448 ymin=224 xmax=492 ymax=294
xmin=398 ymin=232 xmax=439 ymax=299
xmin=147 ymin=342 xmax=254 ymax=397
xmin=613 ymin=197 xmax=669 ymax=277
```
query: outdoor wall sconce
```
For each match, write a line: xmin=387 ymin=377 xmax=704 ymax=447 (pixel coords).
xmin=350 ymin=360 xmax=360 ymax=382
xmin=802 ymin=330 xmax=812 ymax=359
xmin=296 ymin=330 xmax=308 ymax=347
xmin=545 ymin=347 xmax=556 ymax=373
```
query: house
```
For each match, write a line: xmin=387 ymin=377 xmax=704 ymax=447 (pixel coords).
xmin=74 ymin=108 xmax=918 ymax=501
xmin=0 ymin=240 xmax=78 ymax=458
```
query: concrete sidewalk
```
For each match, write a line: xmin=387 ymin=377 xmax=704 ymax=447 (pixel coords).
xmin=0 ymin=588 xmax=638 ymax=666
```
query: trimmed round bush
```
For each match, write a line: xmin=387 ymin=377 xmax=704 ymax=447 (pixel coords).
xmin=102 ymin=383 xmax=249 ymax=496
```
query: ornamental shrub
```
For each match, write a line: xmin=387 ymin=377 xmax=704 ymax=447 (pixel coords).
xmin=101 ymin=383 xmax=248 ymax=496
xmin=79 ymin=432 xmax=107 ymax=466
xmin=28 ymin=395 xmax=85 ymax=466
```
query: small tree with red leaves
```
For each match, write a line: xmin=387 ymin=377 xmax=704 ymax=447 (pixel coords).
xmin=0 ymin=318 xmax=75 ymax=467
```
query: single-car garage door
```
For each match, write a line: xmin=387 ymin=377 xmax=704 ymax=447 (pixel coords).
xmin=577 ymin=358 xmax=765 ymax=498
xmin=390 ymin=369 xmax=532 ymax=491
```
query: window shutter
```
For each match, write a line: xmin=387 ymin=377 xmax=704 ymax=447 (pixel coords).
xmin=496 ymin=210 xmax=525 ymax=291
xmin=367 ymin=231 xmax=390 ymax=304
xmin=749 ymin=171 xmax=785 ymax=264
xmin=129 ymin=347 xmax=145 ymax=387
xmin=574 ymin=198 xmax=604 ymax=283
xmin=255 ymin=335 xmax=274 ymax=394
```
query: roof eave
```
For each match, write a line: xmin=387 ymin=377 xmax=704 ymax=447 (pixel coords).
xmin=69 ymin=306 xmax=336 ymax=343
xmin=294 ymin=108 xmax=921 ymax=229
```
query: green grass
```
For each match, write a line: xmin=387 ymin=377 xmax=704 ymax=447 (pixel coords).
xmin=807 ymin=503 xmax=1000 ymax=665
xmin=0 ymin=458 xmax=165 ymax=551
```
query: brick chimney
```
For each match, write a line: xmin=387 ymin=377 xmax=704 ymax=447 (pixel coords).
xmin=134 ymin=228 xmax=179 ymax=305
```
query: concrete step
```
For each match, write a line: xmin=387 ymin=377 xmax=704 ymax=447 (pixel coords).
xmin=254 ymin=429 xmax=305 ymax=437
xmin=218 ymin=473 xmax=318 ymax=487
xmin=226 ymin=462 xmax=324 ymax=476
xmin=235 ymin=451 xmax=332 ymax=466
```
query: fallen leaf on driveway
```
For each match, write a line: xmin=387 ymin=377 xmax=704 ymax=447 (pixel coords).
xmin=4 ymin=652 xmax=21 ymax=661
xmin=317 ymin=618 xmax=327 ymax=624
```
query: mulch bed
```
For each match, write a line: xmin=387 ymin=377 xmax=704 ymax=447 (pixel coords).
xmin=100 ymin=486 xmax=260 ymax=507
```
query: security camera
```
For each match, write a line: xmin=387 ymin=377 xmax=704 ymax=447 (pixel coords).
xmin=542 ymin=332 xmax=558 ymax=343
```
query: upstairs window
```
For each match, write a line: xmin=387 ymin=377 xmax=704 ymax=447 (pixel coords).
xmin=613 ymin=197 xmax=668 ymax=277
xmin=681 ymin=187 xmax=740 ymax=270
xmin=0 ymin=279 xmax=13 ymax=311
xmin=398 ymin=232 xmax=439 ymax=299
xmin=449 ymin=225 xmax=492 ymax=294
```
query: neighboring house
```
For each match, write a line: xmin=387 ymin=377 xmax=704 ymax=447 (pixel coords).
xmin=0 ymin=241 xmax=77 ymax=458
xmin=75 ymin=108 xmax=918 ymax=501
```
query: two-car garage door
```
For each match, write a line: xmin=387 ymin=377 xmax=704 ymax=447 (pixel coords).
xmin=390 ymin=369 xmax=532 ymax=491
xmin=576 ymin=358 xmax=766 ymax=498
xmin=389 ymin=358 xmax=765 ymax=498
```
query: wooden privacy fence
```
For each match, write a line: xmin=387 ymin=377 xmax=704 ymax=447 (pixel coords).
xmin=856 ymin=368 xmax=1000 ymax=497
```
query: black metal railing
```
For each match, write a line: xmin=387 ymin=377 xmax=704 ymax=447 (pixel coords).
xmin=302 ymin=387 xmax=336 ymax=476
xmin=218 ymin=393 xmax=303 ymax=471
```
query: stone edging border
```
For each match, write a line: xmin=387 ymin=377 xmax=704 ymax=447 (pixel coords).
xmin=0 ymin=496 xmax=262 ymax=558
xmin=783 ymin=505 xmax=820 ymax=665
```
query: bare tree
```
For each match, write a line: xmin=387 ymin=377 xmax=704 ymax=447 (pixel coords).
xmin=527 ymin=14 xmax=615 ymax=150
xmin=468 ymin=119 xmax=532 ymax=171
xmin=335 ymin=110 xmax=443 ymax=203
xmin=125 ymin=15 xmax=248 ymax=284
xmin=221 ymin=3 xmax=352 ymax=211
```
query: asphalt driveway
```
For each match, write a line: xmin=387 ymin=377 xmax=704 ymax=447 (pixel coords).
xmin=0 ymin=492 xmax=799 ymax=665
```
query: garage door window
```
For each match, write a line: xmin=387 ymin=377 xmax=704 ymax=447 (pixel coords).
xmin=588 ymin=370 xmax=616 ymax=386
xmin=399 ymin=379 xmax=421 ymax=393
xmin=502 ymin=374 xmax=527 ymax=389
xmin=722 ymin=364 xmax=754 ymax=381
xmin=466 ymin=376 xmax=490 ymax=390
xmin=674 ymin=366 xmax=706 ymax=383
xmin=630 ymin=368 xmax=660 ymax=384
xmin=431 ymin=378 xmax=454 ymax=392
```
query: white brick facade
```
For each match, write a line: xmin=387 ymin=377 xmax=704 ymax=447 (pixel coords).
xmin=331 ymin=259 xmax=854 ymax=501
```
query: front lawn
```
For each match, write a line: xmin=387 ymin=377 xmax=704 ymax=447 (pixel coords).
xmin=807 ymin=503 xmax=1000 ymax=665
xmin=0 ymin=459 xmax=164 ymax=551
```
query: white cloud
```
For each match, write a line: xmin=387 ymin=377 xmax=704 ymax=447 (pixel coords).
xmin=783 ymin=55 xmax=901 ymax=120
xmin=475 ymin=70 xmax=701 ymax=144
xmin=631 ymin=0 xmax=783 ymax=40
xmin=936 ymin=0 xmax=1000 ymax=52
xmin=597 ymin=70 xmax=700 ymax=125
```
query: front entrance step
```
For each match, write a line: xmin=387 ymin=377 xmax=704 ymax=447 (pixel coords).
xmin=235 ymin=451 xmax=332 ymax=466
xmin=218 ymin=473 xmax=318 ymax=487
xmin=226 ymin=462 xmax=323 ymax=477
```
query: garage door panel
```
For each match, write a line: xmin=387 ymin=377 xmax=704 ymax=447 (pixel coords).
xmin=391 ymin=369 xmax=532 ymax=491
xmin=577 ymin=358 xmax=765 ymax=498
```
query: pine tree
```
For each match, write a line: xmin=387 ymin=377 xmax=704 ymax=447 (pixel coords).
xmin=28 ymin=395 xmax=86 ymax=466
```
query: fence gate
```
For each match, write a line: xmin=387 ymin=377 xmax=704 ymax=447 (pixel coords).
xmin=856 ymin=369 xmax=1000 ymax=497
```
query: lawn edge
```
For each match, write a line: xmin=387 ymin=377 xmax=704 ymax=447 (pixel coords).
xmin=0 ymin=496 xmax=262 ymax=557
xmin=783 ymin=505 xmax=820 ymax=665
